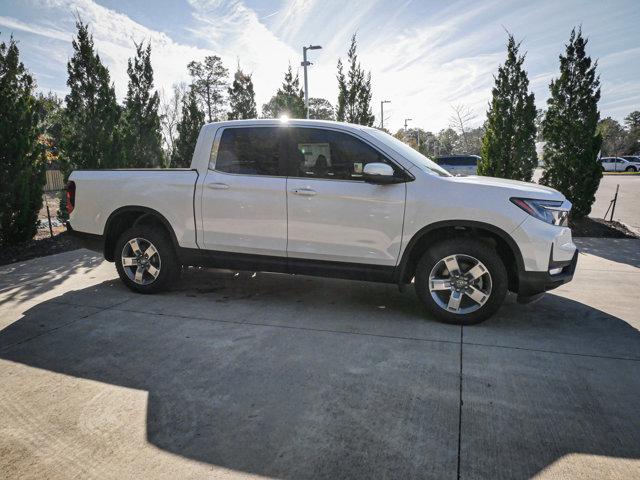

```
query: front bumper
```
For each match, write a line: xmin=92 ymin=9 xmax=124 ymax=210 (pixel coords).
xmin=66 ymin=222 xmax=104 ymax=253
xmin=517 ymin=249 xmax=579 ymax=303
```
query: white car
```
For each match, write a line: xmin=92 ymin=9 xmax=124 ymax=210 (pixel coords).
xmin=599 ymin=156 xmax=640 ymax=172
xmin=67 ymin=119 xmax=577 ymax=325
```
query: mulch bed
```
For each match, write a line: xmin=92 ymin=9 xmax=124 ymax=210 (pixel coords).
xmin=570 ymin=217 xmax=638 ymax=238
xmin=0 ymin=230 xmax=80 ymax=267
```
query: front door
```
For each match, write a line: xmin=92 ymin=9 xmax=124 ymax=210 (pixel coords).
xmin=284 ymin=127 xmax=406 ymax=266
xmin=201 ymin=126 xmax=287 ymax=257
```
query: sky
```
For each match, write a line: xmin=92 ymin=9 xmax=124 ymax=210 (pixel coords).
xmin=1 ymin=0 xmax=639 ymax=132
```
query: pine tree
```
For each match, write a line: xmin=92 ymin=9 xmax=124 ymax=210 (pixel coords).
xmin=171 ymin=88 xmax=204 ymax=168
xmin=262 ymin=65 xmax=305 ymax=118
xmin=0 ymin=35 xmax=45 ymax=246
xmin=477 ymin=35 xmax=537 ymax=181
xmin=61 ymin=20 xmax=122 ymax=171
xmin=540 ymin=28 xmax=602 ymax=218
xmin=227 ymin=66 xmax=257 ymax=120
xmin=187 ymin=55 xmax=229 ymax=123
xmin=336 ymin=34 xmax=375 ymax=126
xmin=121 ymin=41 xmax=164 ymax=167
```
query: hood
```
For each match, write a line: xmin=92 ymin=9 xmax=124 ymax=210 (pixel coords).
xmin=447 ymin=175 xmax=564 ymax=200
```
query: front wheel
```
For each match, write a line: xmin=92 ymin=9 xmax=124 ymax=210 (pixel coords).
xmin=414 ymin=238 xmax=508 ymax=325
xmin=626 ymin=166 xmax=637 ymax=172
xmin=115 ymin=225 xmax=179 ymax=293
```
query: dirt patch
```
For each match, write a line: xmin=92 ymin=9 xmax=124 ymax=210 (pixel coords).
xmin=0 ymin=230 xmax=80 ymax=267
xmin=570 ymin=217 xmax=638 ymax=238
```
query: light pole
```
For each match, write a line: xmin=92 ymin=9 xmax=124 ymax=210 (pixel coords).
xmin=404 ymin=118 xmax=412 ymax=130
xmin=302 ymin=45 xmax=322 ymax=119
xmin=380 ymin=100 xmax=390 ymax=129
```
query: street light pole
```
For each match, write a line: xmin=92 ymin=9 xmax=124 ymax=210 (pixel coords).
xmin=404 ymin=118 xmax=412 ymax=130
xmin=302 ymin=45 xmax=322 ymax=119
xmin=380 ymin=100 xmax=390 ymax=129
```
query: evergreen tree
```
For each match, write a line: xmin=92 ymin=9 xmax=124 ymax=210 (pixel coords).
xmin=0 ymin=35 xmax=45 ymax=246
xmin=121 ymin=41 xmax=164 ymax=167
xmin=308 ymin=97 xmax=335 ymax=120
xmin=171 ymin=87 xmax=204 ymax=167
xmin=261 ymin=64 xmax=305 ymax=118
xmin=336 ymin=34 xmax=375 ymax=126
xmin=61 ymin=20 xmax=121 ymax=171
xmin=187 ymin=55 xmax=229 ymax=122
xmin=540 ymin=28 xmax=602 ymax=218
xmin=478 ymin=35 xmax=537 ymax=181
xmin=227 ymin=66 xmax=257 ymax=120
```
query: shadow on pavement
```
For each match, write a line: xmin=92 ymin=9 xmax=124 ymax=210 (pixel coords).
xmin=575 ymin=237 xmax=640 ymax=268
xmin=1 ymin=274 xmax=639 ymax=479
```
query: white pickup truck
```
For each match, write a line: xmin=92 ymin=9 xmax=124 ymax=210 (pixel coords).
xmin=67 ymin=119 xmax=578 ymax=324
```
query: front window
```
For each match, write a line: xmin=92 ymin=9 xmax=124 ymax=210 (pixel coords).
xmin=286 ymin=127 xmax=398 ymax=180
xmin=364 ymin=128 xmax=451 ymax=177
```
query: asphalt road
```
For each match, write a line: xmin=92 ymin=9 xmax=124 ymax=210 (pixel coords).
xmin=592 ymin=174 xmax=640 ymax=233
xmin=1 ymin=240 xmax=639 ymax=479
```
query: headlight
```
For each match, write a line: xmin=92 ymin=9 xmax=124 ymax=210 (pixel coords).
xmin=510 ymin=198 xmax=569 ymax=226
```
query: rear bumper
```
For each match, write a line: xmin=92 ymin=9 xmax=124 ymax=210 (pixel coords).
xmin=66 ymin=222 xmax=104 ymax=254
xmin=517 ymin=249 xmax=578 ymax=303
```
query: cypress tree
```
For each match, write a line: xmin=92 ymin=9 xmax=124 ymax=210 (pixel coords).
xmin=227 ymin=67 xmax=257 ymax=120
xmin=61 ymin=20 xmax=121 ymax=171
xmin=540 ymin=28 xmax=602 ymax=218
xmin=171 ymin=88 xmax=204 ymax=168
xmin=478 ymin=35 xmax=537 ymax=181
xmin=121 ymin=41 xmax=164 ymax=167
xmin=0 ymin=35 xmax=45 ymax=246
xmin=336 ymin=34 xmax=375 ymax=126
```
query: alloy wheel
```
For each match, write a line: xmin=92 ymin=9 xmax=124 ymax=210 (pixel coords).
xmin=121 ymin=237 xmax=162 ymax=285
xmin=428 ymin=254 xmax=492 ymax=314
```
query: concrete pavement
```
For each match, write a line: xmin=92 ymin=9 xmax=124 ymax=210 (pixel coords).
xmin=1 ymin=240 xmax=639 ymax=479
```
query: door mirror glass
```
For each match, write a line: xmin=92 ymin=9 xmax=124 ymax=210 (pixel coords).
xmin=363 ymin=162 xmax=396 ymax=184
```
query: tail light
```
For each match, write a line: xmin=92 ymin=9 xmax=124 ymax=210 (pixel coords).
xmin=66 ymin=181 xmax=76 ymax=214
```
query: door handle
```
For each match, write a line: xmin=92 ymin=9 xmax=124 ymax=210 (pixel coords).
xmin=208 ymin=183 xmax=229 ymax=190
xmin=292 ymin=188 xmax=317 ymax=196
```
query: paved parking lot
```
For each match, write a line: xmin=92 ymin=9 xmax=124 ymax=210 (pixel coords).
xmin=592 ymin=174 xmax=640 ymax=234
xmin=1 ymin=239 xmax=639 ymax=479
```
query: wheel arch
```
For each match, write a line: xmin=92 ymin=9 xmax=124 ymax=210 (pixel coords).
xmin=396 ymin=220 xmax=525 ymax=291
xmin=103 ymin=206 xmax=179 ymax=262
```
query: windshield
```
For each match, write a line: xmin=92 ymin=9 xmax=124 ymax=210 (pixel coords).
xmin=364 ymin=128 xmax=451 ymax=177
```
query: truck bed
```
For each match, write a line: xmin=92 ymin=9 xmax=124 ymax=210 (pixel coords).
xmin=68 ymin=169 xmax=200 ymax=249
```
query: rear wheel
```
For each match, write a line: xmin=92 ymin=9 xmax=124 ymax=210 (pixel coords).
xmin=115 ymin=225 xmax=178 ymax=293
xmin=414 ymin=238 xmax=508 ymax=325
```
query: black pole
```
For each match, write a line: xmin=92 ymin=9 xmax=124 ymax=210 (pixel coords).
xmin=610 ymin=184 xmax=619 ymax=222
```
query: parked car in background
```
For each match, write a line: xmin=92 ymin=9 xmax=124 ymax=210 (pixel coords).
xmin=598 ymin=156 xmax=640 ymax=172
xmin=66 ymin=119 xmax=577 ymax=325
xmin=435 ymin=155 xmax=480 ymax=175
xmin=621 ymin=156 xmax=640 ymax=163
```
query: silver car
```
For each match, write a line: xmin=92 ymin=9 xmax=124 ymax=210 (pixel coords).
xmin=599 ymin=156 xmax=640 ymax=172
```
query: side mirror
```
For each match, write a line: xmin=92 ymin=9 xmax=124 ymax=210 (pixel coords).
xmin=363 ymin=162 xmax=397 ymax=184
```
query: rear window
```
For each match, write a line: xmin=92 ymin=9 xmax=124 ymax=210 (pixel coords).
xmin=215 ymin=127 xmax=282 ymax=176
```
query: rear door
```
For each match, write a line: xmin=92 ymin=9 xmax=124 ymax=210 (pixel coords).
xmin=284 ymin=127 xmax=406 ymax=266
xmin=201 ymin=126 xmax=288 ymax=256
xmin=601 ymin=158 xmax=615 ymax=171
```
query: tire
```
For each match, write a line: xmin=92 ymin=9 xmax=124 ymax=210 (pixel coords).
xmin=414 ymin=238 xmax=508 ymax=325
xmin=114 ymin=225 xmax=179 ymax=294
xmin=625 ymin=166 xmax=637 ymax=172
